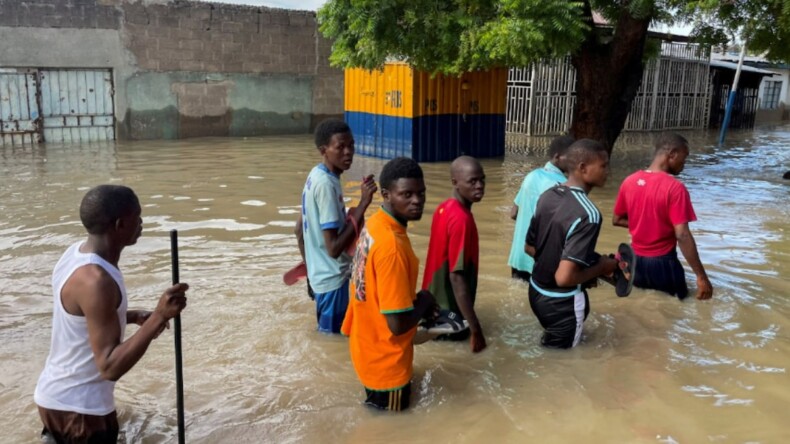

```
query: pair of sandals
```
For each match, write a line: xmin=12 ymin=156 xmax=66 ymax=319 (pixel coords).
xmin=599 ymin=243 xmax=637 ymax=297
xmin=418 ymin=310 xmax=469 ymax=334
xmin=414 ymin=309 xmax=470 ymax=344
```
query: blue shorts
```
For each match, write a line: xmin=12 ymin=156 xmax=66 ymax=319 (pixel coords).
xmin=634 ymin=250 xmax=689 ymax=299
xmin=314 ymin=280 xmax=349 ymax=333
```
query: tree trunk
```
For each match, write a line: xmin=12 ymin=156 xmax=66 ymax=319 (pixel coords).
xmin=570 ymin=2 xmax=652 ymax=154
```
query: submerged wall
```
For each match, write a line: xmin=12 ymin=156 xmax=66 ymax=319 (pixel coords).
xmin=0 ymin=0 xmax=343 ymax=140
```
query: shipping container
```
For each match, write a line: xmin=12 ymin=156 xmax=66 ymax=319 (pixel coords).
xmin=344 ymin=63 xmax=507 ymax=162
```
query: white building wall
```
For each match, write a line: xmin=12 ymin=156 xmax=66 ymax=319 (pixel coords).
xmin=757 ymin=68 xmax=790 ymax=109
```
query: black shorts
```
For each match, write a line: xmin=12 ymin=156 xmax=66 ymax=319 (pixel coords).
xmin=528 ymin=286 xmax=589 ymax=349
xmin=511 ymin=268 xmax=531 ymax=283
xmin=633 ymin=250 xmax=689 ymax=299
xmin=364 ymin=383 xmax=411 ymax=411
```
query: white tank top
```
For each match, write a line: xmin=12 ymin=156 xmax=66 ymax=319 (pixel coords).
xmin=34 ymin=242 xmax=128 ymax=415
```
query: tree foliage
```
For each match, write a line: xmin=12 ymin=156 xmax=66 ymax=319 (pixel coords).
xmin=319 ymin=0 xmax=790 ymax=152
xmin=318 ymin=0 xmax=790 ymax=74
xmin=589 ymin=0 xmax=790 ymax=61
xmin=673 ymin=0 xmax=790 ymax=62
xmin=318 ymin=0 xmax=589 ymax=75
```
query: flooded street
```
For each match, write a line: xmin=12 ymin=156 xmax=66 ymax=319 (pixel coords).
xmin=1 ymin=126 xmax=788 ymax=443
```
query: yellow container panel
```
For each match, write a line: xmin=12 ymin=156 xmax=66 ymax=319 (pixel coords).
xmin=413 ymin=68 xmax=507 ymax=117
xmin=344 ymin=63 xmax=507 ymax=161
xmin=344 ymin=64 xmax=413 ymax=118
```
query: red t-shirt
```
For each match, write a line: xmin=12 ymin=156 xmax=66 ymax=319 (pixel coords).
xmin=613 ymin=170 xmax=697 ymax=257
xmin=421 ymin=198 xmax=479 ymax=315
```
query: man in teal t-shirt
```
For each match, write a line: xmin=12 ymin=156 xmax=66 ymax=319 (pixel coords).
xmin=508 ymin=136 xmax=574 ymax=282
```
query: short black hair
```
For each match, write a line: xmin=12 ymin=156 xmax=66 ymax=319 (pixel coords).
xmin=655 ymin=132 xmax=688 ymax=154
xmin=379 ymin=157 xmax=424 ymax=190
xmin=314 ymin=118 xmax=351 ymax=148
xmin=564 ymin=139 xmax=607 ymax=169
xmin=80 ymin=185 xmax=140 ymax=235
xmin=548 ymin=135 xmax=575 ymax=158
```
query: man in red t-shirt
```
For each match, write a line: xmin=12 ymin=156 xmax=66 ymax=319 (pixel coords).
xmin=613 ymin=133 xmax=713 ymax=300
xmin=422 ymin=156 xmax=486 ymax=352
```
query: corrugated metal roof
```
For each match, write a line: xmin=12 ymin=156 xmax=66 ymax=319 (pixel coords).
xmin=709 ymin=60 xmax=777 ymax=75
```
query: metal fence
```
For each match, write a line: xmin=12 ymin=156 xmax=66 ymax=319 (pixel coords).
xmin=506 ymin=42 xmax=711 ymax=138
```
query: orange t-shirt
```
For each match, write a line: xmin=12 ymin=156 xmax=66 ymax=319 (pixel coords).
xmin=341 ymin=208 xmax=418 ymax=391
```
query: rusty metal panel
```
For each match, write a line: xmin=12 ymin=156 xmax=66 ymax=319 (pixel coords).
xmin=40 ymin=69 xmax=115 ymax=143
xmin=0 ymin=69 xmax=41 ymax=147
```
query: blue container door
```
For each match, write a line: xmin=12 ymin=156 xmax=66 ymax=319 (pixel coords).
xmin=413 ymin=113 xmax=504 ymax=162
xmin=466 ymin=114 xmax=505 ymax=159
xmin=345 ymin=111 xmax=413 ymax=159
xmin=413 ymin=114 xmax=461 ymax=162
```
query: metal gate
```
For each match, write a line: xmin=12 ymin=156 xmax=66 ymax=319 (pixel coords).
xmin=505 ymin=42 xmax=711 ymax=138
xmin=0 ymin=69 xmax=41 ymax=146
xmin=0 ymin=68 xmax=115 ymax=146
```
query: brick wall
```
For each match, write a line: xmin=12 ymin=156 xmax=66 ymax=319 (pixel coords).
xmin=0 ymin=0 xmax=344 ymax=138
xmin=120 ymin=1 xmax=321 ymax=75
xmin=0 ymin=1 xmax=333 ymax=76
xmin=0 ymin=0 xmax=120 ymax=29
xmin=312 ymin=34 xmax=344 ymax=120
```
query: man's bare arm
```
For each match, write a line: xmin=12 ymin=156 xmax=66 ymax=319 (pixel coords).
xmin=555 ymin=258 xmax=618 ymax=288
xmin=384 ymin=291 xmax=437 ymax=336
xmin=675 ymin=223 xmax=713 ymax=300
xmin=72 ymin=267 xmax=187 ymax=381
xmin=525 ymin=243 xmax=536 ymax=257
xmin=612 ymin=213 xmax=629 ymax=228
xmin=322 ymin=176 xmax=378 ymax=258
xmin=449 ymin=272 xmax=486 ymax=352
xmin=295 ymin=215 xmax=305 ymax=261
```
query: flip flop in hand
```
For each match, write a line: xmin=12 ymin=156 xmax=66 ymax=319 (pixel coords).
xmin=283 ymin=262 xmax=307 ymax=286
xmin=613 ymin=243 xmax=636 ymax=297
xmin=600 ymin=243 xmax=637 ymax=297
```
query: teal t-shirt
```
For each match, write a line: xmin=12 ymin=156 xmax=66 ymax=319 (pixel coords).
xmin=508 ymin=161 xmax=566 ymax=273
xmin=302 ymin=163 xmax=351 ymax=293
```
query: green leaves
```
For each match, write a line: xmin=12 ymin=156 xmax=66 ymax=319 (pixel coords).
xmin=667 ymin=0 xmax=790 ymax=62
xmin=318 ymin=0 xmax=790 ymax=73
xmin=319 ymin=0 xmax=587 ymax=75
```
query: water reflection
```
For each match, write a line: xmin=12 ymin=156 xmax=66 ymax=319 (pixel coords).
xmin=0 ymin=127 xmax=788 ymax=443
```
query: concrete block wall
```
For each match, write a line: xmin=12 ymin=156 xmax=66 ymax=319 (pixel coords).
xmin=0 ymin=0 xmax=344 ymax=140
xmin=0 ymin=0 xmax=121 ymax=29
xmin=312 ymin=34 xmax=345 ymax=127
xmin=121 ymin=2 xmax=318 ymax=75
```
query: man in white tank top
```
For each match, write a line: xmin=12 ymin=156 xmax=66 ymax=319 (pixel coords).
xmin=34 ymin=185 xmax=189 ymax=443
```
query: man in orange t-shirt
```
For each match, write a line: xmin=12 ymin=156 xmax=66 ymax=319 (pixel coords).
xmin=341 ymin=157 xmax=438 ymax=411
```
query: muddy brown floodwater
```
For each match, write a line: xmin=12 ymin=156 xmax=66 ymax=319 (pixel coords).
xmin=1 ymin=126 xmax=788 ymax=443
